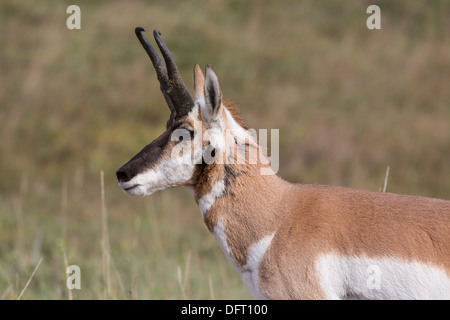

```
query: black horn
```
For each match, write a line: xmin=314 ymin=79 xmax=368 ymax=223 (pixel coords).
xmin=135 ymin=27 xmax=194 ymax=119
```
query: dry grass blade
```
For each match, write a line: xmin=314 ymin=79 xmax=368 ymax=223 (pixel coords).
xmin=177 ymin=251 xmax=192 ymax=299
xmin=177 ymin=266 xmax=186 ymax=299
xmin=208 ymin=274 xmax=215 ymax=300
xmin=100 ymin=170 xmax=112 ymax=299
xmin=61 ymin=174 xmax=68 ymax=240
xmin=184 ymin=250 xmax=191 ymax=298
xmin=382 ymin=166 xmax=390 ymax=193
xmin=62 ymin=247 xmax=73 ymax=300
xmin=16 ymin=257 xmax=43 ymax=300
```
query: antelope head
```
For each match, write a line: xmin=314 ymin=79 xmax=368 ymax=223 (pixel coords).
xmin=116 ymin=28 xmax=235 ymax=196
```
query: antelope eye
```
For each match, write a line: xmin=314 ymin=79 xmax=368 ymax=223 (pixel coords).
xmin=183 ymin=128 xmax=195 ymax=140
xmin=177 ymin=128 xmax=194 ymax=141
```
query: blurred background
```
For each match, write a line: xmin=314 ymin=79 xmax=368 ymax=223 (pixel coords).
xmin=0 ymin=0 xmax=449 ymax=299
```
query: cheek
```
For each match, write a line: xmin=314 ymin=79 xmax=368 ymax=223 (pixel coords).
xmin=146 ymin=158 xmax=195 ymax=194
xmin=203 ymin=128 xmax=226 ymax=153
xmin=125 ymin=149 xmax=197 ymax=196
xmin=166 ymin=143 xmax=199 ymax=182
xmin=171 ymin=140 xmax=200 ymax=166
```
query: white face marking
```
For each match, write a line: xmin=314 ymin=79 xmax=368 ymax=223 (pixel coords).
xmin=118 ymin=154 xmax=196 ymax=196
xmin=316 ymin=253 xmax=450 ymax=300
xmin=119 ymin=105 xmax=202 ymax=196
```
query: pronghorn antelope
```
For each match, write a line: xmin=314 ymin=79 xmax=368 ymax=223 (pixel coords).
xmin=116 ymin=28 xmax=450 ymax=300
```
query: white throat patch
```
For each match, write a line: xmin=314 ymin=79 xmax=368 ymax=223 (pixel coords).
xmin=212 ymin=218 xmax=275 ymax=300
xmin=198 ymin=177 xmax=226 ymax=220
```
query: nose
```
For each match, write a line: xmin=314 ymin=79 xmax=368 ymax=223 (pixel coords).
xmin=115 ymin=168 xmax=129 ymax=182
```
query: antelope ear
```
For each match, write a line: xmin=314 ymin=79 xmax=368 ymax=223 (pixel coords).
xmin=194 ymin=63 xmax=205 ymax=101
xmin=203 ymin=64 xmax=223 ymax=123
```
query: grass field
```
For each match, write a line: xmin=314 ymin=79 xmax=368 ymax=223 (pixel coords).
xmin=1 ymin=0 xmax=449 ymax=299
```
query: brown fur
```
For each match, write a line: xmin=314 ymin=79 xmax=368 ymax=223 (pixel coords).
xmin=259 ymin=183 xmax=450 ymax=298
xmin=191 ymin=101 xmax=450 ymax=299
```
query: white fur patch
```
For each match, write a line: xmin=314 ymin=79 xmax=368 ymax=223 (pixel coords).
xmin=212 ymin=219 xmax=275 ymax=300
xmin=118 ymin=151 xmax=195 ymax=196
xmin=212 ymin=219 xmax=239 ymax=270
xmin=316 ymin=253 xmax=450 ymax=299
xmin=240 ymin=233 xmax=275 ymax=300
xmin=198 ymin=177 xmax=226 ymax=220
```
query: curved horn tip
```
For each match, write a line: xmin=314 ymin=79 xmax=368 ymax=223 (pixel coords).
xmin=153 ymin=29 xmax=162 ymax=37
xmin=135 ymin=26 xmax=146 ymax=33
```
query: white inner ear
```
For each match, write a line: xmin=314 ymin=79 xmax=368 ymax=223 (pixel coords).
xmin=204 ymin=67 xmax=222 ymax=123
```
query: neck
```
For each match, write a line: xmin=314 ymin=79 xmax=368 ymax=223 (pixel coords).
xmin=192 ymin=160 xmax=293 ymax=269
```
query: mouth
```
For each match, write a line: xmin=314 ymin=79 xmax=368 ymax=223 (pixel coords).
xmin=118 ymin=181 xmax=162 ymax=197
xmin=124 ymin=185 xmax=139 ymax=191
xmin=118 ymin=181 xmax=141 ymax=194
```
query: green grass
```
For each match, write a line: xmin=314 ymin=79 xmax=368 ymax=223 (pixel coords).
xmin=1 ymin=0 xmax=449 ymax=299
